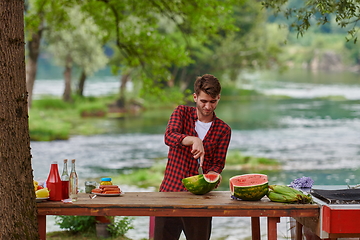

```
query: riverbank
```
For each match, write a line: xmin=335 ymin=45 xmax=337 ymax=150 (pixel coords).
xmin=28 ymin=85 xmax=264 ymax=141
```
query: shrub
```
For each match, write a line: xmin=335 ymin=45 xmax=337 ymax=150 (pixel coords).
xmin=55 ymin=215 xmax=134 ymax=238
xmin=55 ymin=216 xmax=97 ymax=235
xmin=107 ymin=217 xmax=134 ymax=237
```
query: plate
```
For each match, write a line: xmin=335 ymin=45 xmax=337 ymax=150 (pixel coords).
xmin=36 ymin=197 xmax=49 ymax=202
xmin=91 ymin=192 xmax=124 ymax=197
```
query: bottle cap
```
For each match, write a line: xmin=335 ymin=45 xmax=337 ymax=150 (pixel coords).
xmin=101 ymin=178 xmax=112 ymax=181
xmin=52 ymin=161 xmax=58 ymax=164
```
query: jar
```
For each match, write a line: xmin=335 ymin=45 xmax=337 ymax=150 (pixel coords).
xmin=100 ymin=178 xmax=112 ymax=185
xmin=85 ymin=181 xmax=97 ymax=193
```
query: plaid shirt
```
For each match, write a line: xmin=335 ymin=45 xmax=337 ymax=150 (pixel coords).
xmin=159 ymin=105 xmax=231 ymax=192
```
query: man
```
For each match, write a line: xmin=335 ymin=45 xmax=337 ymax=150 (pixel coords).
xmin=154 ymin=74 xmax=232 ymax=240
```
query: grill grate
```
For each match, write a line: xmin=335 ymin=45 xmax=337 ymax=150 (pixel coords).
xmin=311 ymin=188 xmax=360 ymax=204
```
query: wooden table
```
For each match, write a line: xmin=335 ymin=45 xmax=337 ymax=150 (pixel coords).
xmin=37 ymin=191 xmax=319 ymax=240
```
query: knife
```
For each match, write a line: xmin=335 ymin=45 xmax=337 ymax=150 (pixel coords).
xmin=197 ymin=158 xmax=203 ymax=175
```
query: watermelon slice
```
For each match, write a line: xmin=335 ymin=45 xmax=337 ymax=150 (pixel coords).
xmin=182 ymin=173 xmax=220 ymax=195
xmin=229 ymin=174 xmax=268 ymax=201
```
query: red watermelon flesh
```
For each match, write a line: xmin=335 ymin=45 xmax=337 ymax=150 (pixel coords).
xmin=203 ymin=173 xmax=220 ymax=183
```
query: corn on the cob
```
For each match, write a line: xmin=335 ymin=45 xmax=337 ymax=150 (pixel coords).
xmin=269 ymin=185 xmax=300 ymax=194
xmin=267 ymin=184 xmax=313 ymax=204
xmin=267 ymin=191 xmax=299 ymax=203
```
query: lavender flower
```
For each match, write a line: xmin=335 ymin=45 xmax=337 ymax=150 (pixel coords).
xmin=231 ymin=195 xmax=242 ymax=201
xmin=289 ymin=176 xmax=314 ymax=189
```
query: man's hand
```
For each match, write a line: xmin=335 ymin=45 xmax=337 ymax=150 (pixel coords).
xmin=181 ymin=136 xmax=205 ymax=166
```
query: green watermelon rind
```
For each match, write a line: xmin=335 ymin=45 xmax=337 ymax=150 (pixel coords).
xmin=232 ymin=182 xmax=269 ymax=201
xmin=182 ymin=174 xmax=220 ymax=195
xmin=230 ymin=174 xmax=268 ymax=201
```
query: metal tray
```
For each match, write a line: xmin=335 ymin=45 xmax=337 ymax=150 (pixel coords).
xmin=311 ymin=188 xmax=360 ymax=204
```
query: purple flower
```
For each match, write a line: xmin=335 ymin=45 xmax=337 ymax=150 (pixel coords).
xmin=290 ymin=176 xmax=314 ymax=189
xmin=230 ymin=195 xmax=242 ymax=201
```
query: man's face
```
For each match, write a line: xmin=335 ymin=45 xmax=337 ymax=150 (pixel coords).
xmin=193 ymin=91 xmax=220 ymax=118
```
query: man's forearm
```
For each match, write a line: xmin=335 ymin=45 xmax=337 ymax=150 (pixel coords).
xmin=181 ymin=136 xmax=199 ymax=146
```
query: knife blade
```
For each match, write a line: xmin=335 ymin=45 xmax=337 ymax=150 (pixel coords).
xmin=197 ymin=158 xmax=203 ymax=175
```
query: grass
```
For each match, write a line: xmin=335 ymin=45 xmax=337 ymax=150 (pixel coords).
xmin=224 ymin=150 xmax=280 ymax=170
xmin=29 ymin=95 xmax=117 ymax=141
xmin=108 ymin=150 xmax=281 ymax=190
xmin=314 ymin=95 xmax=347 ymax=101
xmin=112 ymin=161 xmax=166 ymax=189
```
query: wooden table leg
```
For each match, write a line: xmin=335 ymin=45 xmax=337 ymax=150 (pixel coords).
xmin=149 ymin=216 xmax=155 ymax=240
xmin=95 ymin=216 xmax=112 ymax=238
xmin=267 ymin=217 xmax=280 ymax=240
xmin=38 ymin=215 xmax=46 ymax=240
xmin=296 ymin=220 xmax=303 ymax=240
xmin=95 ymin=216 xmax=112 ymax=223
xmin=251 ymin=217 xmax=261 ymax=240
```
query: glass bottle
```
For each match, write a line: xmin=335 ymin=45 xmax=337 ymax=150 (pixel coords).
xmin=46 ymin=161 xmax=62 ymax=201
xmin=69 ymin=159 xmax=78 ymax=201
xmin=61 ymin=159 xmax=69 ymax=199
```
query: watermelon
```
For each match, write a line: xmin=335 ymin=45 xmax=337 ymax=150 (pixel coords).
xmin=182 ymin=173 xmax=220 ymax=195
xmin=229 ymin=174 xmax=268 ymax=201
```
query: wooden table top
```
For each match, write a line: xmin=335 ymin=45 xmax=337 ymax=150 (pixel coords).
xmin=37 ymin=191 xmax=319 ymax=218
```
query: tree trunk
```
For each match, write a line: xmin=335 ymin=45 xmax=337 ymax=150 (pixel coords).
xmin=119 ymin=72 xmax=130 ymax=99
xmin=168 ymin=67 xmax=179 ymax=88
xmin=0 ymin=1 xmax=39 ymax=239
xmin=118 ymin=70 xmax=132 ymax=106
xmin=179 ymin=67 xmax=191 ymax=92
xmin=63 ymin=54 xmax=72 ymax=102
xmin=26 ymin=28 xmax=43 ymax=108
xmin=77 ymin=69 xmax=87 ymax=96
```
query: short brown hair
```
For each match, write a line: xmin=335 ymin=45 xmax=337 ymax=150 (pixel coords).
xmin=194 ymin=74 xmax=221 ymax=98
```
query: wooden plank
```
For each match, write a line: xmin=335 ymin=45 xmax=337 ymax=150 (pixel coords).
xmin=295 ymin=216 xmax=321 ymax=236
xmin=267 ymin=217 xmax=280 ymax=240
xmin=251 ymin=217 xmax=260 ymax=240
xmin=38 ymin=215 xmax=46 ymax=240
xmin=37 ymin=207 xmax=319 ymax=217
xmin=295 ymin=220 xmax=303 ymax=240
xmin=37 ymin=192 xmax=320 ymax=217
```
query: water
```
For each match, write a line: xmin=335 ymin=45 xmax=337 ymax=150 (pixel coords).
xmin=31 ymin=69 xmax=360 ymax=239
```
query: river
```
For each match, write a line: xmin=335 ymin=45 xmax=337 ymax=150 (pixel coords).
xmin=31 ymin=69 xmax=360 ymax=239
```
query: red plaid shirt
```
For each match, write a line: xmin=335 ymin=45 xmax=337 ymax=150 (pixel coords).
xmin=159 ymin=105 xmax=231 ymax=192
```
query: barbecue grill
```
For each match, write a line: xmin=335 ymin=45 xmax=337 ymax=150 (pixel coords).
xmin=310 ymin=188 xmax=360 ymax=238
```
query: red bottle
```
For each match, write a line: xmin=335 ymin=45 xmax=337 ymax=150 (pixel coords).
xmin=61 ymin=159 xmax=69 ymax=199
xmin=46 ymin=161 xmax=62 ymax=201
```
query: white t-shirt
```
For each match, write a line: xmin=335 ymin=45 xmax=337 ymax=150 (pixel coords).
xmin=195 ymin=120 xmax=213 ymax=140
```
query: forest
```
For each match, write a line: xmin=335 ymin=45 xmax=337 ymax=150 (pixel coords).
xmin=26 ymin=0 xmax=360 ymax=108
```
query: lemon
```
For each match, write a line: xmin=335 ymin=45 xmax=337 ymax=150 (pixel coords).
xmin=33 ymin=180 xmax=38 ymax=191
xmin=36 ymin=188 xmax=49 ymax=198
